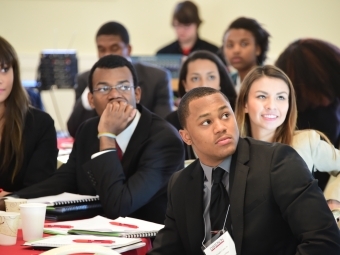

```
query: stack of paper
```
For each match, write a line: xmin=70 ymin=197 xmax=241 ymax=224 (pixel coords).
xmin=43 ymin=215 xmax=164 ymax=238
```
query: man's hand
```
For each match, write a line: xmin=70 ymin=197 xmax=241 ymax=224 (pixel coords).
xmin=98 ymin=101 xmax=136 ymax=135
xmin=0 ymin=190 xmax=10 ymax=198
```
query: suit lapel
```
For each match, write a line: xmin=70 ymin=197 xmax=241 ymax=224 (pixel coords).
xmin=229 ymin=138 xmax=250 ymax=255
xmin=122 ymin=105 xmax=151 ymax=176
xmin=185 ymin=161 xmax=205 ymax=251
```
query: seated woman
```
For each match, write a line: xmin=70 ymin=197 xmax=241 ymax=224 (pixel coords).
xmin=157 ymin=1 xmax=218 ymax=56
xmin=234 ymin=65 xmax=340 ymax=209
xmin=0 ymin=36 xmax=58 ymax=195
xmin=276 ymin=39 xmax=340 ymax=191
xmin=166 ymin=50 xmax=236 ymax=159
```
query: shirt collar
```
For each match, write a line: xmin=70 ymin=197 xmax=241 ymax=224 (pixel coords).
xmin=200 ymin=156 xmax=232 ymax=183
xmin=116 ymin=109 xmax=141 ymax=153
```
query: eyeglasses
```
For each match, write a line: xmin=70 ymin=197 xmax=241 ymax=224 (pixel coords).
xmin=93 ymin=84 xmax=134 ymax=95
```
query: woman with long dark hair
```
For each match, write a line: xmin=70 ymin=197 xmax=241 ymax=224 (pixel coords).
xmin=0 ymin=36 xmax=58 ymax=195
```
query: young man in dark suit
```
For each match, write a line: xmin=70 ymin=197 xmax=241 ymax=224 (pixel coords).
xmin=4 ymin=55 xmax=184 ymax=224
xmin=67 ymin=21 xmax=173 ymax=137
xmin=148 ymin=87 xmax=340 ymax=254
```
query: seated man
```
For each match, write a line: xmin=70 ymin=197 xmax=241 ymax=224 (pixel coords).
xmin=68 ymin=21 xmax=173 ymax=137
xmin=148 ymin=87 xmax=340 ymax=254
xmin=5 ymin=55 xmax=184 ymax=224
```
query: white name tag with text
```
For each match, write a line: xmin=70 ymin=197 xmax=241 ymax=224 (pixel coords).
xmin=204 ymin=231 xmax=236 ymax=255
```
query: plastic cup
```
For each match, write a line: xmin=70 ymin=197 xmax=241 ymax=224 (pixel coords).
xmin=19 ymin=203 xmax=47 ymax=241
xmin=0 ymin=211 xmax=20 ymax=245
xmin=5 ymin=198 xmax=27 ymax=229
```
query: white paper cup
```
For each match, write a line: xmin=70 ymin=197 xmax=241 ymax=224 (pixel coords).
xmin=5 ymin=198 xmax=27 ymax=229
xmin=0 ymin=211 xmax=20 ymax=245
xmin=19 ymin=203 xmax=47 ymax=241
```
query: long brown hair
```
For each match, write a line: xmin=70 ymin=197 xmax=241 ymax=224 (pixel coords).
xmin=235 ymin=65 xmax=297 ymax=145
xmin=0 ymin=36 xmax=29 ymax=182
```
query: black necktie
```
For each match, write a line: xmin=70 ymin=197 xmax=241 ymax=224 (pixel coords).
xmin=210 ymin=167 xmax=232 ymax=236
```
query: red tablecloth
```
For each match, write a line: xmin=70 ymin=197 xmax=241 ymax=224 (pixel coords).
xmin=0 ymin=229 xmax=152 ymax=255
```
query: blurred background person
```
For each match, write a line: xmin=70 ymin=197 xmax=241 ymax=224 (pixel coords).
xmin=235 ymin=65 xmax=340 ymax=209
xmin=223 ymin=17 xmax=270 ymax=93
xmin=276 ymin=38 xmax=340 ymax=190
xmin=157 ymin=1 xmax=218 ymax=56
xmin=0 ymin=36 xmax=58 ymax=195
xmin=166 ymin=50 xmax=236 ymax=159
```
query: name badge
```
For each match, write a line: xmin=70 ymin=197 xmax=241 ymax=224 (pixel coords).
xmin=203 ymin=231 xmax=236 ymax=255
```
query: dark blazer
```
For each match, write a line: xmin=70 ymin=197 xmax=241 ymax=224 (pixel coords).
xmin=149 ymin=137 xmax=340 ymax=255
xmin=16 ymin=105 xmax=185 ymax=224
xmin=74 ymin=62 xmax=173 ymax=116
xmin=0 ymin=107 xmax=58 ymax=192
xmin=157 ymin=37 xmax=219 ymax=55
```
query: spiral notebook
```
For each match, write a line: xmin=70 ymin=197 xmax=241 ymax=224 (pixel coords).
xmin=43 ymin=215 xmax=164 ymax=238
xmin=27 ymin=192 xmax=100 ymax=206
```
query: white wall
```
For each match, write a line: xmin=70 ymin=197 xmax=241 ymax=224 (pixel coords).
xmin=1 ymin=0 xmax=340 ymax=79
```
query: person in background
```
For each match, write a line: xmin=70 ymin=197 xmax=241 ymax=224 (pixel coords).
xmin=275 ymin=38 xmax=340 ymax=191
xmin=148 ymin=87 xmax=340 ymax=255
xmin=2 ymin=55 xmax=184 ymax=224
xmin=25 ymin=88 xmax=44 ymax=110
xmin=165 ymin=50 xmax=236 ymax=159
xmin=0 ymin=36 xmax=58 ymax=194
xmin=67 ymin=21 xmax=173 ymax=137
xmin=223 ymin=17 xmax=270 ymax=93
xmin=235 ymin=65 xmax=340 ymax=210
xmin=157 ymin=1 xmax=218 ymax=56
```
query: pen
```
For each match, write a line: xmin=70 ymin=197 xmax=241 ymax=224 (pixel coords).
xmin=73 ymin=239 xmax=114 ymax=244
xmin=110 ymin=221 xmax=139 ymax=229
xmin=44 ymin=224 xmax=73 ymax=228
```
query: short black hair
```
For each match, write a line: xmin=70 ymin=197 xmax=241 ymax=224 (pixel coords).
xmin=177 ymin=50 xmax=237 ymax=109
xmin=88 ymin=55 xmax=138 ymax=93
xmin=173 ymin=1 xmax=202 ymax=27
xmin=178 ymin=87 xmax=230 ymax=128
xmin=96 ymin=21 xmax=130 ymax=45
xmin=225 ymin=17 xmax=270 ymax=65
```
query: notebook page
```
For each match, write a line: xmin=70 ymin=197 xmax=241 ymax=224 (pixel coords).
xmin=43 ymin=215 xmax=164 ymax=235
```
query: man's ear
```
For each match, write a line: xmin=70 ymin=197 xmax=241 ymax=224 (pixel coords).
xmin=179 ymin=129 xmax=192 ymax=145
xmin=135 ymin=86 xmax=142 ymax=104
xmin=127 ymin=44 xmax=132 ymax=56
xmin=87 ymin=91 xmax=95 ymax=109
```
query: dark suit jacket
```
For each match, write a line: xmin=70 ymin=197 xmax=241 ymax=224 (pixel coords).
xmin=157 ymin=37 xmax=219 ymax=55
xmin=74 ymin=61 xmax=173 ymax=114
xmin=0 ymin=107 xmax=58 ymax=192
xmin=149 ymin=137 xmax=340 ymax=255
xmin=16 ymin=105 xmax=184 ymax=224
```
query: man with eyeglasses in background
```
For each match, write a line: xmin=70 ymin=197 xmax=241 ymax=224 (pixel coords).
xmin=2 ymin=55 xmax=185 ymax=224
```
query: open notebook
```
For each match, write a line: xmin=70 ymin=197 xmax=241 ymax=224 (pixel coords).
xmin=44 ymin=215 xmax=164 ymax=238
xmin=24 ymin=235 xmax=144 ymax=252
